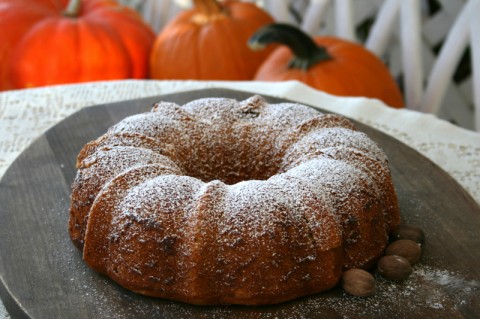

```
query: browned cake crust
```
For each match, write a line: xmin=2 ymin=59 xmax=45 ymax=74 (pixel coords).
xmin=69 ymin=95 xmax=400 ymax=305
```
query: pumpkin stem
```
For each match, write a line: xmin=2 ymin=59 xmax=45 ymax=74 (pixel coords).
xmin=64 ymin=0 xmax=82 ymax=18
xmin=248 ymin=23 xmax=331 ymax=71
xmin=193 ymin=0 xmax=223 ymax=16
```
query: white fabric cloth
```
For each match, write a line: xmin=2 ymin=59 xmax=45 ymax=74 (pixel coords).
xmin=1 ymin=79 xmax=479 ymax=317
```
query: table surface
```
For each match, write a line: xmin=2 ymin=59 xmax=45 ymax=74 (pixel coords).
xmin=1 ymin=80 xmax=479 ymax=318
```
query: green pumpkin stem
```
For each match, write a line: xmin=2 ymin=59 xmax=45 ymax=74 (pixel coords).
xmin=64 ymin=0 xmax=82 ymax=18
xmin=193 ymin=0 xmax=223 ymax=16
xmin=248 ymin=23 xmax=331 ymax=71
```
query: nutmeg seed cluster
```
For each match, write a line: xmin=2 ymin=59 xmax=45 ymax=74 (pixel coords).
xmin=341 ymin=224 xmax=425 ymax=297
xmin=377 ymin=255 xmax=412 ymax=281
xmin=342 ymin=269 xmax=376 ymax=297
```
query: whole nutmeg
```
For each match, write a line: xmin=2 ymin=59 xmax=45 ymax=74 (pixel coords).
xmin=377 ymin=255 xmax=412 ymax=281
xmin=385 ymin=239 xmax=422 ymax=265
xmin=342 ymin=268 xmax=376 ymax=297
xmin=391 ymin=224 xmax=425 ymax=245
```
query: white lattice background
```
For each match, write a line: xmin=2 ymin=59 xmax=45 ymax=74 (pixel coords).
xmin=120 ymin=0 xmax=475 ymax=131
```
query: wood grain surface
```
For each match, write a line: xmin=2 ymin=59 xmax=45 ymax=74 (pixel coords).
xmin=0 ymin=89 xmax=479 ymax=319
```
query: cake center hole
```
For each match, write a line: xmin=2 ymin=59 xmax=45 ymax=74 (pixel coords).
xmin=176 ymin=138 xmax=282 ymax=185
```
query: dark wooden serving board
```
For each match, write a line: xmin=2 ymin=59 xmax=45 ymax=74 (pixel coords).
xmin=1 ymin=89 xmax=479 ymax=319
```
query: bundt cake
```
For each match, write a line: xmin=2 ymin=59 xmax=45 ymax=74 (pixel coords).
xmin=69 ymin=95 xmax=400 ymax=305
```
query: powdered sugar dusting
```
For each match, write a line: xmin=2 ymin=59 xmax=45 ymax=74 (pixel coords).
xmin=294 ymin=264 xmax=480 ymax=318
xmin=69 ymin=146 xmax=181 ymax=248
xmin=281 ymin=128 xmax=387 ymax=172
xmin=282 ymin=158 xmax=389 ymax=268
xmin=71 ymin=95 xmax=400 ymax=305
xmin=69 ymin=263 xmax=479 ymax=318
xmin=76 ymin=132 xmax=164 ymax=166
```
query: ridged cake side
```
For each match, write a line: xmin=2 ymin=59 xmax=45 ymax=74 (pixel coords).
xmin=69 ymin=95 xmax=400 ymax=305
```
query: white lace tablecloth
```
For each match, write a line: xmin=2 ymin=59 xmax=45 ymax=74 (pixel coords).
xmin=1 ymin=80 xmax=479 ymax=318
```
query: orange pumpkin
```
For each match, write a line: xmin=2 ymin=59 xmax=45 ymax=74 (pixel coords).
xmin=150 ymin=0 xmax=274 ymax=80
xmin=249 ymin=23 xmax=404 ymax=108
xmin=0 ymin=0 xmax=155 ymax=91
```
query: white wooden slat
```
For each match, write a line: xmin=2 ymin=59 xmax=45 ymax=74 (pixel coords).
xmin=263 ymin=0 xmax=291 ymax=22
xmin=400 ymin=0 xmax=423 ymax=110
xmin=321 ymin=5 xmax=336 ymax=35
xmin=289 ymin=0 xmax=310 ymax=24
xmin=140 ymin=0 xmax=185 ymax=33
xmin=421 ymin=41 xmax=436 ymax=74
xmin=388 ymin=42 xmax=403 ymax=76
xmin=436 ymin=0 xmax=465 ymax=20
xmin=351 ymin=0 xmax=380 ymax=24
xmin=335 ymin=0 xmax=356 ymax=40
xmin=365 ymin=0 xmax=401 ymax=56
xmin=421 ymin=0 xmax=478 ymax=114
xmin=301 ymin=0 xmax=332 ymax=34
xmin=143 ymin=0 xmax=170 ymax=32
xmin=423 ymin=10 xmax=455 ymax=46
xmin=458 ymin=78 xmax=473 ymax=105
xmin=470 ymin=9 xmax=480 ymax=131
xmin=420 ymin=23 xmax=473 ymax=130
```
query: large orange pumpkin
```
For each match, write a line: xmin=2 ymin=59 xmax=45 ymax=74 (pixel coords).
xmin=0 ymin=0 xmax=155 ymax=91
xmin=150 ymin=0 xmax=274 ymax=80
xmin=249 ymin=23 xmax=404 ymax=108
